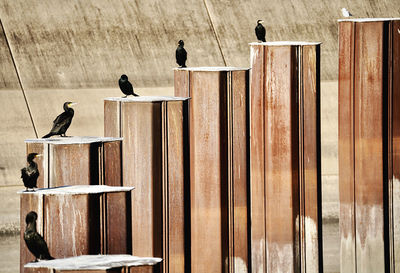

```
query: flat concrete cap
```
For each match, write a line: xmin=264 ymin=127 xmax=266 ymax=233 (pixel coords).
xmin=25 ymin=136 xmax=122 ymax=144
xmin=25 ymin=254 xmax=162 ymax=270
xmin=338 ymin=18 xmax=400 ymax=22
xmin=105 ymin=96 xmax=189 ymax=102
xmin=249 ymin=41 xmax=321 ymax=46
xmin=174 ymin=66 xmax=249 ymax=71
xmin=18 ymin=185 xmax=134 ymax=195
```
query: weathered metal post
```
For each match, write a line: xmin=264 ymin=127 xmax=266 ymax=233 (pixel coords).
xmin=249 ymin=42 xmax=322 ymax=273
xmin=104 ymin=97 xmax=189 ymax=273
xmin=338 ymin=18 xmax=400 ymax=273
xmin=19 ymin=185 xmax=133 ymax=273
xmin=25 ymin=137 xmax=122 ymax=188
xmin=174 ymin=67 xmax=249 ymax=273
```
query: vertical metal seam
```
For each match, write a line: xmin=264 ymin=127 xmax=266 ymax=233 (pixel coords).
xmin=202 ymin=0 xmax=227 ymax=66
xmin=229 ymin=71 xmax=234 ymax=273
xmin=103 ymin=192 xmax=108 ymax=254
xmin=162 ymin=101 xmax=169 ymax=273
xmin=298 ymin=45 xmax=306 ymax=273
xmin=263 ymin=45 xmax=268 ymax=273
xmin=119 ymin=101 xmax=122 ymax=138
xmin=387 ymin=21 xmax=394 ymax=273
xmin=166 ymin=102 xmax=170 ymax=273
xmin=46 ymin=143 xmax=50 ymax=188
xmin=0 ymin=18 xmax=38 ymax=138
xmin=352 ymin=22 xmax=357 ymax=273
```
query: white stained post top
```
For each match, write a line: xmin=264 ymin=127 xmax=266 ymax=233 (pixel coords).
xmin=24 ymin=254 xmax=162 ymax=270
xmin=18 ymin=185 xmax=134 ymax=196
xmin=173 ymin=66 xmax=249 ymax=71
xmin=104 ymin=96 xmax=189 ymax=102
xmin=338 ymin=18 xmax=400 ymax=22
xmin=249 ymin=41 xmax=322 ymax=46
xmin=25 ymin=136 xmax=123 ymax=144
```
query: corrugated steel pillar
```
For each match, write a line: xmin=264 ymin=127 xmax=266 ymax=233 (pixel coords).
xmin=19 ymin=186 xmax=133 ymax=273
xmin=104 ymin=97 xmax=189 ymax=273
xmin=25 ymin=137 xmax=122 ymax=188
xmin=249 ymin=42 xmax=322 ymax=273
xmin=174 ymin=67 xmax=249 ymax=273
xmin=338 ymin=18 xmax=400 ymax=273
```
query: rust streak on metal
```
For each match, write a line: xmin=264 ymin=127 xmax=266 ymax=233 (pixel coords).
xmin=338 ymin=18 xmax=400 ymax=273
xmin=104 ymin=97 xmax=189 ymax=273
xmin=250 ymin=42 xmax=321 ymax=273
xmin=174 ymin=67 xmax=249 ymax=273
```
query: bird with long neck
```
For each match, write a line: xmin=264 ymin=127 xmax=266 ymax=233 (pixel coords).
xmin=24 ymin=211 xmax=54 ymax=262
xmin=42 ymin=102 xmax=77 ymax=138
xmin=21 ymin=153 xmax=40 ymax=191
xmin=176 ymin=40 xmax=187 ymax=68
xmin=255 ymin=20 xmax=266 ymax=42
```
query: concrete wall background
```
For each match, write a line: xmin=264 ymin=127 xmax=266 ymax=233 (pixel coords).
xmin=0 ymin=0 xmax=399 ymax=232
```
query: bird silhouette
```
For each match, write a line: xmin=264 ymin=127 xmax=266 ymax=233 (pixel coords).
xmin=42 ymin=102 xmax=77 ymax=138
xmin=21 ymin=153 xmax=40 ymax=191
xmin=176 ymin=40 xmax=187 ymax=68
xmin=341 ymin=8 xmax=353 ymax=17
xmin=255 ymin=20 xmax=266 ymax=42
xmin=24 ymin=211 xmax=54 ymax=262
xmin=119 ymin=75 xmax=139 ymax=97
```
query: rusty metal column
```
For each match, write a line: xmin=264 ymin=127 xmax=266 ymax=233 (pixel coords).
xmin=338 ymin=18 xmax=400 ymax=273
xmin=104 ymin=97 xmax=189 ymax=273
xmin=19 ymin=185 xmax=133 ymax=273
xmin=25 ymin=137 xmax=122 ymax=188
xmin=174 ymin=67 xmax=249 ymax=273
xmin=249 ymin=42 xmax=322 ymax=273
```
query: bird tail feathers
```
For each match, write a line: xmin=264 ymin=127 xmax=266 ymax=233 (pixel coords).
xmin=42 ymin=133 xmax=53 ymax=138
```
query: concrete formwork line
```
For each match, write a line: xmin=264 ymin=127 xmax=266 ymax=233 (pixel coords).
xmin=0 ymin=18 xmax=38 ymax=138
xmin=202 ymin=0 xmax=227 ymax=66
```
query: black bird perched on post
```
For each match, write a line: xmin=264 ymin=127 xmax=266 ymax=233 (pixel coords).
xmin=42 ymin=102 xmax=77 ymax=138
xmin=119 ymin=74 xmax=139 ymax=97
xmin=21 ymin=153 xmax=40 ymax=191
xmin=255 ymin=20 xmax=266 ymax=42
xmin=24 ymin=211 xmax=54 ymax=262
xmin=176 ymin=40 xmax=187 ymax=68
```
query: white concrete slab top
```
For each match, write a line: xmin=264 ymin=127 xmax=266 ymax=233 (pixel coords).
xmin=18 ymin=185 xmax=134 ymax=196
xmin=104 ymin=96 xmax=189 ymax=102
xmin=338 ymin=17 xmax=400 ymax=22
xmin=24 ymin=254 xmax=162 ymax=270
xmin=249 ymin=41 xmax=322 ymax=46
xmin=25 ymin=136 xmax=123 ymax=144
xmin=174 ymin=66 xmax=249 ymax=71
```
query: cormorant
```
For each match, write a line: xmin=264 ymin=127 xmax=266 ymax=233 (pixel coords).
xmin=42 ymin=102 xmax=77 ymax=138
xmin=24 ymin=211 xmax=54 ymax=262
xmin=21 ymin=153 xmax=40 ymax=191
xmin=119 ymin=75 xmax=139 ymax=97
xmin=341 ymin=8 xmax=353 ymax=17
xmin=255 ymin=20 xmax=266 ymax=42
xmin=176 ymin=40 xmax=187 ymax=68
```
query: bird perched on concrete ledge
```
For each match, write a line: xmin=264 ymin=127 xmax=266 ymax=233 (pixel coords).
xmin=255 ymin=20 xmax=266 ymax=42
xmin=341 ymin=8 xmax=353 ymax=17
xmin=119 ymin=74 xmax=139 ymax=97
xmin=42 ymin=102 xmax=77 ymax=138
xmin=176 ymin=40 xmax=187 ymax=68
xmin=24 ymin=211 xmax=54 ymax=262
xmin=21 ymin=153 xmax=40 ymax=191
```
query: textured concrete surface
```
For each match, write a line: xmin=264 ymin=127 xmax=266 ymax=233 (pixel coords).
xmin=0 ymin=0 xmax=225 ymax=88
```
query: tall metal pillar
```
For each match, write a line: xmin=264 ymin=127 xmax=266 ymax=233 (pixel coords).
xmin=249 ymin=42 xmax=322 ymax=273
xmin=338 ymin=18 xmax=400 ymax=273
xmin=174 ymin=67 xmax=250 ymax=273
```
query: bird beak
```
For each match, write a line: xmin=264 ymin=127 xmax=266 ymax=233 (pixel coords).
xmin=68 ymin=102 xmax=78 ymax=106
xmin=261 ymin=20 xmax=264 ymax=23
xmin=35 ymin=154 xmax=42 ymax=158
